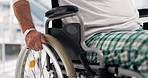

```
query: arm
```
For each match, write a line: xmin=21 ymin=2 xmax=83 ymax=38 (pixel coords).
xmin=13 ymin=0 xmax=46 ymax=51
xmin=13 ymin=0 xmax=34 ymax=33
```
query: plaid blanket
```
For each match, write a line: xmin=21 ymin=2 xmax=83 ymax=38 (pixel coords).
xmin=85 ymin=30 xmax=148 ymax=78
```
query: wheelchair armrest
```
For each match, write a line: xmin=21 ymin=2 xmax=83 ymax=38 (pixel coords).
xmin=45 ymin=5 xmax=78 ymax=20
xmin=138 ymin=9 xmax=148 ymax=17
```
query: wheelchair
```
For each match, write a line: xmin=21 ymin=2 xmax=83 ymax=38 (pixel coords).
xmin=15 ymin=4 xmax=146 ymax=78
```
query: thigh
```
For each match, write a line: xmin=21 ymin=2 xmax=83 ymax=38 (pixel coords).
xmin=86 ymin=30 xmax=148 ymax=52
xmin=85 ymin=30 xmax=148 ymax=77
xmin=85 ymin=30 xmax=148 ymax=66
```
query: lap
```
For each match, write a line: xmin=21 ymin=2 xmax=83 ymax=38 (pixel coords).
xmin=85 ymin=30 xmax=148 ymax=77
xmin=86 ymin=30 xmax=148 ymax=52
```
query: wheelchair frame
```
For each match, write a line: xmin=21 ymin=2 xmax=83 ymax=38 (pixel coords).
xmin=15 ymin=0 xmax=145 ymax=78
xmin=44 ymin=4 xmax=143 ymax=78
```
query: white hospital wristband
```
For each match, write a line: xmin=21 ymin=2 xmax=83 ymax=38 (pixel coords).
xmin=23 ymin=28 xmax=36 ymax=38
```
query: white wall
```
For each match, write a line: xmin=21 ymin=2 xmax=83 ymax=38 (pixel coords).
xmin=38 ymin=0 xmax=51 ymax=9
xmin=132 ymin=0 xmax=148 ymax=9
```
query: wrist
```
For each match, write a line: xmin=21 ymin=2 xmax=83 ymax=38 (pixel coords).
xmin=23 ymin=28 xmax=36 ymax=38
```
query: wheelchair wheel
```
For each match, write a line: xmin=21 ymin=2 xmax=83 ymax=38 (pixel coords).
xmin=15 ymin=34 xmax=77 ymax=78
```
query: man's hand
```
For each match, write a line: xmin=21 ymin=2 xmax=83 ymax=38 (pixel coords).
xmin=25 ymin=30 xmax=46 ymax=51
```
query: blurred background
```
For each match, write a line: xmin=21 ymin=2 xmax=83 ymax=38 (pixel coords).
xmin=0 ymin=0 xmax=148 ymax=78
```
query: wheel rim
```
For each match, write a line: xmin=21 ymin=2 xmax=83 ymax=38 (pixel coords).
xmin=19 ymin=46 xmax=64 ymax=78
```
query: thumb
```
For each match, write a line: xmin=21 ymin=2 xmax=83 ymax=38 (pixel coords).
xmin=41 ymin=35 xmax=46 ymax=44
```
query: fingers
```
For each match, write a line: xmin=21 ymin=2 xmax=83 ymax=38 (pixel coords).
xmin=41 ymin=34 xmax=47 ymax=44
xmin=34 ymin=42 xmax=43 ymax=51
xmin=26 ymin=38 xmax=42 ymax=51
xmin=25 ymin=31 xmax=46 ymax=51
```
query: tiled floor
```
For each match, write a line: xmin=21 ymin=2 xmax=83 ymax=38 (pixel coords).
xmin=0 ymin=59 xmax=16 ymax=78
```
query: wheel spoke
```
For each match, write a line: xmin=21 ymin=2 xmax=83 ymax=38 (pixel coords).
xmin=16 ymin=45 xmax=66 ymax=78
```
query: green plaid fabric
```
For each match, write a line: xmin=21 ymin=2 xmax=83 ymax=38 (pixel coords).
xmin=85 ymin=30 xmax=148 ymax=78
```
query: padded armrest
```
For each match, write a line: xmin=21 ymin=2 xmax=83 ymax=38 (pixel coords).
xmin=45 ymin=5 xmax=78 ymax=19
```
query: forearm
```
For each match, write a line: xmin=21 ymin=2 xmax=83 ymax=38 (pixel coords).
xmin=13 ymin=0 xmax=35 ymax=33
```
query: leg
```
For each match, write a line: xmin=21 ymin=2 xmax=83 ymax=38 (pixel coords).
xmin=85 ymin=30 xmax=148 ymax=78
